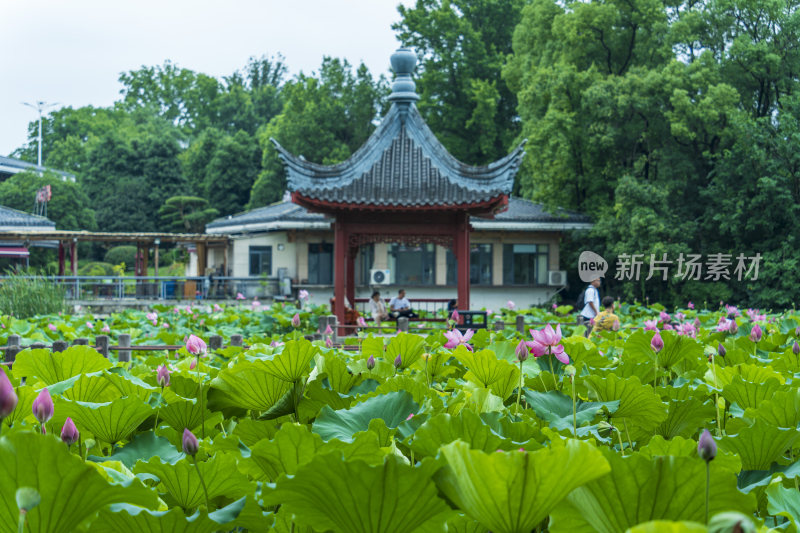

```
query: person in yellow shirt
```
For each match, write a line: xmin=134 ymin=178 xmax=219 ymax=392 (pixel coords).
xmin=592 ymin=296 xmax=621 ymax=336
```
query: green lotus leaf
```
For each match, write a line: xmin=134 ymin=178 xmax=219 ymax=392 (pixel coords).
xmin=58 ymin=373 xmax=119 ymax=402
xmin=625 ymin=330 xmax=703 ymax=370
xmin=717 ymin=419 xmax=800 ymax=470
xmin=771 ymin=346 xmax=800 ymax=374
xmin=60 ymin=396 xmax=154 ymax=444
xmin=639 ymin=435 xmax=741 ymax=474
xmin=464 ymin=385 xmax=505 ymax=413
xmin=262 ymin=339 xmax=318 ymax=382
xmin=297 ymin=379 xmax=352 ymax=422
xmin=159 ymin=395 xmax=206 ymax=433
xmin=656 ymin=397 xmax=716 ymax=440
xmin=243 ymin=423 xmax=323 ymax=481
xmin=319 ymin=352 xmax=364 ymax=394
xmin=721 ymin=375 xmax=783 ymax=410
xmin=211 ymin=360 xmax=291 ymax=411
xmin=0 ymin=431 xmax=158 ymax=533
xmin=411 ymin=409 xmax=506 ymax=457
xmin=104 ymin=372 xmax=158 ymax=401
xmin=263 ymin=453 xmax=452 ymax=533
xmin=434 ymin=439 xmax=610 ymax=533
xmin=135 ymin=454 xmax=254 ymax=510
xmin=480 ymin=412 xmax=546 ymax=444
xmin=744 ymin=388 xmax=800 ymax=428
xmin=99 ymin=431 xmax=185 ymax=469
xmin=312 ymin=391 xmax=418 ymax=442
xmin=625 ymin=521 xmax=707 ymax=533
xmin=454 ymin=347 xmax=518 ymax=393
xmin=524 ymin=389 xmax=620 ymax=432
xmin=321 ymin=431 xmax=386 ymax=464
xmin=766 ymin=483 xmax=800 ymax=527
xmin=386 ymin=333 xmax=426 ymax=370
xmin=231 ymin=418 xmax=279 ymax=446
xmin=369 ymin=375 xmax=443 ymax=408
xmin=2 ymin=384 xmax=36 ymax=428
xmin=549 ymin=449 xmax=756 ymax=533
xmin=705 ymin=363 xmax=784 ymax=390
xmin=445 ymin=513 xmax=490 ymax=533
xmin=12 ymin=346 xmax=112 ymax=384
xmin=584 ymin=374 xmax=668 ymax=433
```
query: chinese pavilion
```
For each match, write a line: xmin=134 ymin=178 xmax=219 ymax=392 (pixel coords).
xmin=272 ymin=48 xmax=526 ymax=327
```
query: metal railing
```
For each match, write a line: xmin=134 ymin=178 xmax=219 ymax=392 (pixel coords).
xmin=0 ymin=275 xmax=283 ymax=301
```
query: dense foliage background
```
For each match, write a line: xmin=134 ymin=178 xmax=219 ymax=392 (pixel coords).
xmin=4 ymin=0 xmax=799 ymax=308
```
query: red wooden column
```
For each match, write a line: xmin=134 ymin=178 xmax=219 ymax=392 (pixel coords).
xmin=346 ymin=244 xmax=357 ymax=318
xmin=70 ymin=240 xmax=78 ymax=276
xmin=455 ymin=213 xmax=471 ymax=310
xmin=57 ymin=241 xmax=65 ymax=276
xmin=333 ymin=217 xmax=347 ymax=329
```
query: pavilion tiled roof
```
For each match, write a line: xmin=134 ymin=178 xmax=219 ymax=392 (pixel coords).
xmin=271 ymin=48 xmax=524 ymax=213
xmin=0 ymin=205 xmax=56 ymax=229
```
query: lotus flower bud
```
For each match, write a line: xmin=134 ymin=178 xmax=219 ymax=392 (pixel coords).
xmin=182 ymin=428 xmax=199 ymax=456
xmin=0 ymin=368 xmax=18 ymax=418
xmin=324 ymin=324 xmax=333 ymax=335
xmin=694 ymin=318 xmax=701 ymax=329
xmin=325 ymin=336 xmax=333 ymax=348
xmin=60 ymin=417 xmax=79 ymax=446
xmin=749 ymin=324 xmax=762 ymax=343
xmin=698 ymin=429 xmax=717 ymax=462
xmin=47 ymin=323 xmax=57 ymax=332
xmin=515 ymin=340 xmax=529 ymax=362
xmin=507 ymin=300 xmax=516 ymax=310
xmin=16 ymin=487 xmax=40 ymax=512
xmin=84 ymin=438 xmax=96 ymax=451
xmin=32 ymin=388 xmax=54 ymax=425
xmin=186 ymin=334 xmax=207 ymax=355
xmin=796 ymin=325 xmax=800 ymax=337
xmin=156 ymin=365 xmax=171 ymax=388
xmin=564 ymin=364 xmax=576 ymax=379
xmin=707 ymin=512 xmax=756 ymax=533
xmin=650 ymin=331 xmax=664 ymax=353
xmin=794 ymin=342 xmax=800 ymax=356
xmin=717 ymin=344 xmax=726 ymax=358
xmin=367 ymin=355 xmax=375 ymax=370
xmin=189 ymin=358 xmax=197 ymax=370
xmin=394 ymin=354 xmax=403 ymax=369
xmin=291 ymin=313 xmax=301 ymax=328
xmin=357 ymin=316 xmax=367 ymax=327
xmin=728 ymin=320 xmax=738 ymax=334
xmin=450 ymin=310 xmax=460 ymax=322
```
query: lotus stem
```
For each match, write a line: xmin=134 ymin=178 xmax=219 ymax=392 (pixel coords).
xmin=623 ymin=419 xmax=633 ymax=450
xmin=196 ymin=357 xmax=205 ymax=439
xmin=548 ymin=352 xmax=557 ymax=391
xmin=539 ymin=373 xmax=548 ymax=392
xmin=17 ymin=511 xmax=26 ymax=533
xmin=572 ymin=382 xmax=577 ymax=436
xmin=616 ymin=426 xmax=626 ymax=455
xmin=194 ymin=458 xmax=210 ymax=511
xmin=704 ymin=461 xmax=710 ymax=524
xmin=515 ymin=360 xmax=524 ymax=415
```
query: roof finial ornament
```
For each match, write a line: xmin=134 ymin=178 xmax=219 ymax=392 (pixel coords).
xmin=389 ymin=48 xmax=420 ymax=106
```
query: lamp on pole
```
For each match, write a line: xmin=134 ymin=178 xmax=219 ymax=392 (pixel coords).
xmin=22 ymin=101 xmax=59 ymax=167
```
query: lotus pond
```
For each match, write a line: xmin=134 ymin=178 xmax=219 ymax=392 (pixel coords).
xmin=0 ymin=301 xmax=798 ymax=532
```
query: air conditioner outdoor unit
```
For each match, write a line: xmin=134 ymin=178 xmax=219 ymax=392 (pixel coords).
xmin=548 ymin=270 xmax=567 ymax=287
xmin=370 ymin=269 xmax=391 ymax=285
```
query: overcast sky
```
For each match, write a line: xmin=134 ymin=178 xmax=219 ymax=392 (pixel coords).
xmin=0 ymin=0 xmax=413 ymax=158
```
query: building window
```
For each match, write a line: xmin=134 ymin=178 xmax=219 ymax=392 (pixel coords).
xmin=357 ymin=244 xmax=375 ymax=285
xmin=503 ymin=244 xmax=549 ymax=285
xmin=249 ymin=246 xmax=272 ymax=276
xmin=446 ymin=244 xmax=493 ymax=285
xmin=388 ymin=243 xmax=436 ymax=285
xmin=308 ymin=243 xmax=333 ymax=284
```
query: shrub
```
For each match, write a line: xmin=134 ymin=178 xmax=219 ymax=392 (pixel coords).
xmin=104 ymin=246 xmax=137 ymax=270
xmin=78 ymin=262 xmax=115 ymax=276
xmin=0 ymin=272 xmax=66 ymax=318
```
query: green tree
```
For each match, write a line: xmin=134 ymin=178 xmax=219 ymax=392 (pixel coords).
xmin=0 ymin=170 xmax=96 ymax=231
xmin=394 ymin=0 xmax=525 ymax=166
xmin=158 ymin=196 xmax=219 ymax=233
xmin=248 ymin=58 xmax=388 ymax=207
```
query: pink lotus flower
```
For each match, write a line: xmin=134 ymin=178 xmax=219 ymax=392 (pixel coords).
xmin=292 ymin=313 xmax=301 ymax=328
xmin=725 ymin=304 xmax=740 ymax=317
xmin=506 ymin=300 xmax=516 ymax=310
xmin=687 ymin=301 xmax=694 ymax=310
xmin=32 ymin=388 xmax=54 ymax=427
xmin=86 ymin=321 xmax=94 ymax=329
xmin=444 ymin=329 xmax=475 ymax=351
xmin=0 ymin=368 xmax=18 ymax=418
xmin=651 ymin=331 xmax=664 ymax=353
xmin=659 ymin=311 xmax=670 ymax=323
xmin=663 ymin=323 xmax=674 ymax=330
xmin=270 ymin=340 xmax=284 ymax=348
xmin=515 ymin=340 xmax=530 ymax=362
xmin=102 ymin=324 xmax=110 ymax=333
xmin=47 ymin=323 xmax=57 ymax=332
xmin=145 ymin=312 xmax=158 ymax=325
xmin=450 ymin=309 xmax=460 ymax=323
xmin=676 ymin=312 xmax=685 ymax=322
xmin=156 ymin=365 xmax=171 ymax=388
xmin=189 ymin=358 xmax=197 ymax=370
xmin=325 ymin=336 xmax=333 ymax=348
xmin=324 ymin=324 xmax=333 ymax=335
xmin=750 ymin=324 xmax=762 ymax=343
xmin=357 ymin=316 xmax=367 ymax=327
xmin=644 ymin=319 xmax=659 ymax=331
xmin=182 ymin=428 xmax=199 ymax=456
xmin=162 ymin=322 xmax=170 ymax=329
xmin=186 ymin=334 xmax=207 ymax=356
xmin=530 ymin=324 xmax=568 ymax=364
xmin=61 ymin=417 xmax=79 ymax=446
xmin=298 ymin=289 xmax=310 ymax=301
xmin=552 ymin=303 xmax=558 ymax=310
xmin=236 ymin=292 xmax=245 ymax=300
xmin=716 ymin=317 xmax=732 ymax=332
xmin=213 ymin=304 xmax=222 ymax=312
xmin=252 ymin=299 xmax=261 ymax=308
xmin=406 ymin=413 xmax=414 ymax=421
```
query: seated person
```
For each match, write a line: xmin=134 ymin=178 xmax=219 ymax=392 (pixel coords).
xmin=389 ymin=289 xmax=418 ymax=318
xmin=369 ymin=291 xmax=390 ymax=327
xmin=592 ymin=296 xmax=621 ymax=336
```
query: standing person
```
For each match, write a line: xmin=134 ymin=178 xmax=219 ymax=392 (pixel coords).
xmin=369 ymin=291 xmax=390 ymax=327
xmin=591 ymin=296 xmax=621 ymax=337
xmin=578 ymin=277 xmax=602 ymax=337
xmin=389 ymin=289 xmax=418 ymax=318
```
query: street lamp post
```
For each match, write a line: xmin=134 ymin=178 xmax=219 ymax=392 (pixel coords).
xmin=22 ymin=101 xmax=58 ymax=167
